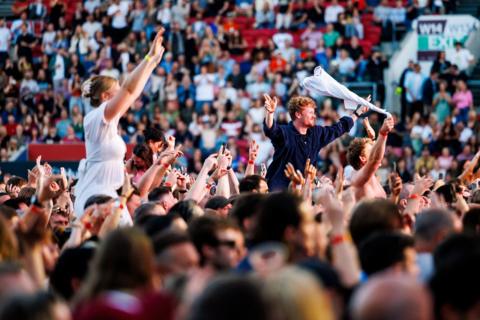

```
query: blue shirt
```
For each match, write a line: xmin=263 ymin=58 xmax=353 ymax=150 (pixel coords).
xmin=263 ymin=117 xmax=354 ymax=190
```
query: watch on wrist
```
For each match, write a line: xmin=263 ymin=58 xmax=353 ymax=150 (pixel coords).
xmin=354 ymin=104 xmax=363 ymax=118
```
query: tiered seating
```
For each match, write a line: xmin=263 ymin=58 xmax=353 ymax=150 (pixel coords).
xmin=12 ymin=0 xmax=82 ymax=25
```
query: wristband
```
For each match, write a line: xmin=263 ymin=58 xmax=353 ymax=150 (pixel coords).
xmin=84 ymin=221 xmax=92 ymax=230
xmin=144 ymin=54 xmax=152 ymax=62
xmin=380 ymin=132 xmax=388 ymax=137
xmin=205 ymin=183 xmax=212 ymax=190
xmin=331 ymin=233 xmax=351 ymax=245
xmin=164 ymin=182 xmax=172 ymax=188
xmin=162 ymin=163 xmax=170 ymax=169
xmin=248 ymin=160 xmax=254 ymax=165
xmin=331 ymin=234 xmax=346 ymax=246
xmin=30 ymin=205 xmax=44 ymax=214
xmin=408 ymin=194 xmax=420 ymax=200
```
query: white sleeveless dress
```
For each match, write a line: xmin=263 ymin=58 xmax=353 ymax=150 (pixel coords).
xmin=74 ymin=101 xmax=132 ymax=225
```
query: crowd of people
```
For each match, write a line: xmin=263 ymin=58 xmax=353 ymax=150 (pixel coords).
xmin=0 ymin=0 xmax=450 ymax=164
xmin=0 ymin=0 xmax=480 ymax=319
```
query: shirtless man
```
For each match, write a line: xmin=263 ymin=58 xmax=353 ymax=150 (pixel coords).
xmin=346 ymin=116 xmax=394 ymax=200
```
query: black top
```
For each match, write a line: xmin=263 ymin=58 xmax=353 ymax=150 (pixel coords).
xmin=263 ymin=116 xmax=354 ymax=190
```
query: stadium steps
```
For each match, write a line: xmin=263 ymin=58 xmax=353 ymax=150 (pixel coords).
xmin=456 ymin=0 xmax=480 ymax=16
xmin=0 ymin=0 xmax=15 ymax=18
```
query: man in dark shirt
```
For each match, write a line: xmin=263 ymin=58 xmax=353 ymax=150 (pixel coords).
xmin=263 ymin=94 xmax=366 ymax=190
xmin=16 ymin=23 xmax=37 ymax=63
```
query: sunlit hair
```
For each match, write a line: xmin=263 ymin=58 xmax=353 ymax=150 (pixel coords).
xmin=288 ymin=96 xmax=315 ymax=120
xmin=81 ymin=75 xmax=117 ymax=107
xmin=263 ymin=267 xmax=334 ymax=320
xmin=347 ymin=138 xmax=373 ymax=170
xmin=0 ymin=215 xmax=18 ymax=262
xmin=73 ymin=228 xmax=155 ymax=306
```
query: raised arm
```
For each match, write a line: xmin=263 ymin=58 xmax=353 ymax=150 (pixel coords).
xmin=263 ymin=93 xmax=277 ymax=129
xmin=104 ymin=29 xmax=165 ymax=121
xmin=351 ymin=117 xmax=394 ymax=187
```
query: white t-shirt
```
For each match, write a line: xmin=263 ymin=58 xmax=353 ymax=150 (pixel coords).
xmin=42 ymin=31 xmax=56 ymax=54
xmin=273 ymin=33 xmax=293 ymax=50
xmin=337 ymin=57 xmax=355 ymax=75
xmin=84 ymin=0 xmax=101 ymax=14
xmin=248 ymin=107 xmax=265 ymax=125
xmin=325 ymin=4 xmax=345 ymax=24
xmin=0 ymin=27 xmax=11 ymax=52
xmin=194 ymin=73 xmax=215 ymax=101
xmin=100 ymin=68 xmax=121 ymax=80
xmin=82 ymin=21 xmax=102 ymax=39
xmin=156 ymin=7 xmax=172 ymax=25
xmin=53 ymin=54 xmax=65 ymax=81
xmin=74 ymin=102 xmax=132 ymax=226
xmin=107 ymin=3 xmax=129 ymax=29
xmin=447 ymin=48 xmax=474 ymax=71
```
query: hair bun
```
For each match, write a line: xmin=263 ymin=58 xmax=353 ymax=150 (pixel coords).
xmin=81 ymin=79 xmax=93 ymax=99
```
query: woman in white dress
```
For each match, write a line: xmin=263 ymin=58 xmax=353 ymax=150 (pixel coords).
xmin=74 ymin=29 xmax=166 ymax=224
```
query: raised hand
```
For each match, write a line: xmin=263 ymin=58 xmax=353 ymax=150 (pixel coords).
xmin=263 ymin=93 xmax=278 ymax=114
xmin=304 ymin=159 xmax=317 ymax=182
xmin=411 ymin=175 xmax=433 ymax=197
xmin=204 ymin=153 xmax=219 ymax=172
xmin=249 ymin=140 xmax=259 ymax=163
xmin=157 ymin=144 xmax=183 ymax=167
xmin=148 ymin=27 xmax=165 ymax=60
xmin=284 ymin=163 xmax=305 ymax=187
xmin=166 ymin=135 xmax=176 ymax=152
xmin=379 ymin=116 xmax=394 ymax=136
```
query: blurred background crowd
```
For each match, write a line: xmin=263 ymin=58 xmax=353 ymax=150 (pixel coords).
xmin=0 ymin=0 xmax=476 ymax=185
xmin=0 ymin=1 xmax=479 ymax=320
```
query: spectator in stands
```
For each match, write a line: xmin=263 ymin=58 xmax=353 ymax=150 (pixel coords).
xmin=255 ymin=2 xmax=275 ymax=29
xmin=28 ymin=0 xmax=47 ymax=20
xmin=404 ymin=63 xmax=426 ymax=118
xmin=452 ymin=79 xmax=474 ymax=124
xmin=290 ymin=1 xmax=308 ymax=31
xmin=308 ymin=0 xmax=325 ymax=26
xmin=390 ymin=0 xmax=407 ymax=26
xmin=16 ymin=23 xmax=36 ymax=63
xmin=431 ymin=51 xmax=451 ymax=75
xmin=107 ymin=0 xmax=130 ymax=44
xmin=432 ymin=80 xmax=452 ymax=125
xmin=332 ymin=49 xmax=356 ymax=82
xmin=194 ymin=65 xmax=215 ymax=112
xmin=301 ymin=21 xmax=323 ymax=51
xmin=323 ymin=23 xmax=339 ymax=48
xmin=275 ymin=0 xmax=292 ymax=30
xmin=0 ymin=19 xmax=11 ymax=68
xmin=374 ymin=0 xmax=391 ymax=26
xmin=324 ymin=0 xmax=344 ymax=24
xmin=422 ymin=70 xmax=439 ymax=114
xmin=84 ymin=0 xmax=101 ymax=15
xmin=447 ymin=41 xmax=475 ymax=74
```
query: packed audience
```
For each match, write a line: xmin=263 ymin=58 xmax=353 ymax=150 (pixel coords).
xmin=0 ymin=0 xmax=479 ymax=319
xmin=0 ymin=0 xmax=448 ymax=166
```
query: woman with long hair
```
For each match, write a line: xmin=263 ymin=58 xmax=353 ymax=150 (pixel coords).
xmin=73 ymin=29 xmax=166 ymax=224
xmin=73 ymin=228 xmax=175 ymax=320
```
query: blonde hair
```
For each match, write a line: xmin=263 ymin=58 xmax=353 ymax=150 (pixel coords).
xmin=263 ymin=267 xmax=334 ymax=320
xmin=288 ymin=96 xmax=316 ymax=120
xmin=81 ymin=75 xmax=117 ymax=107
